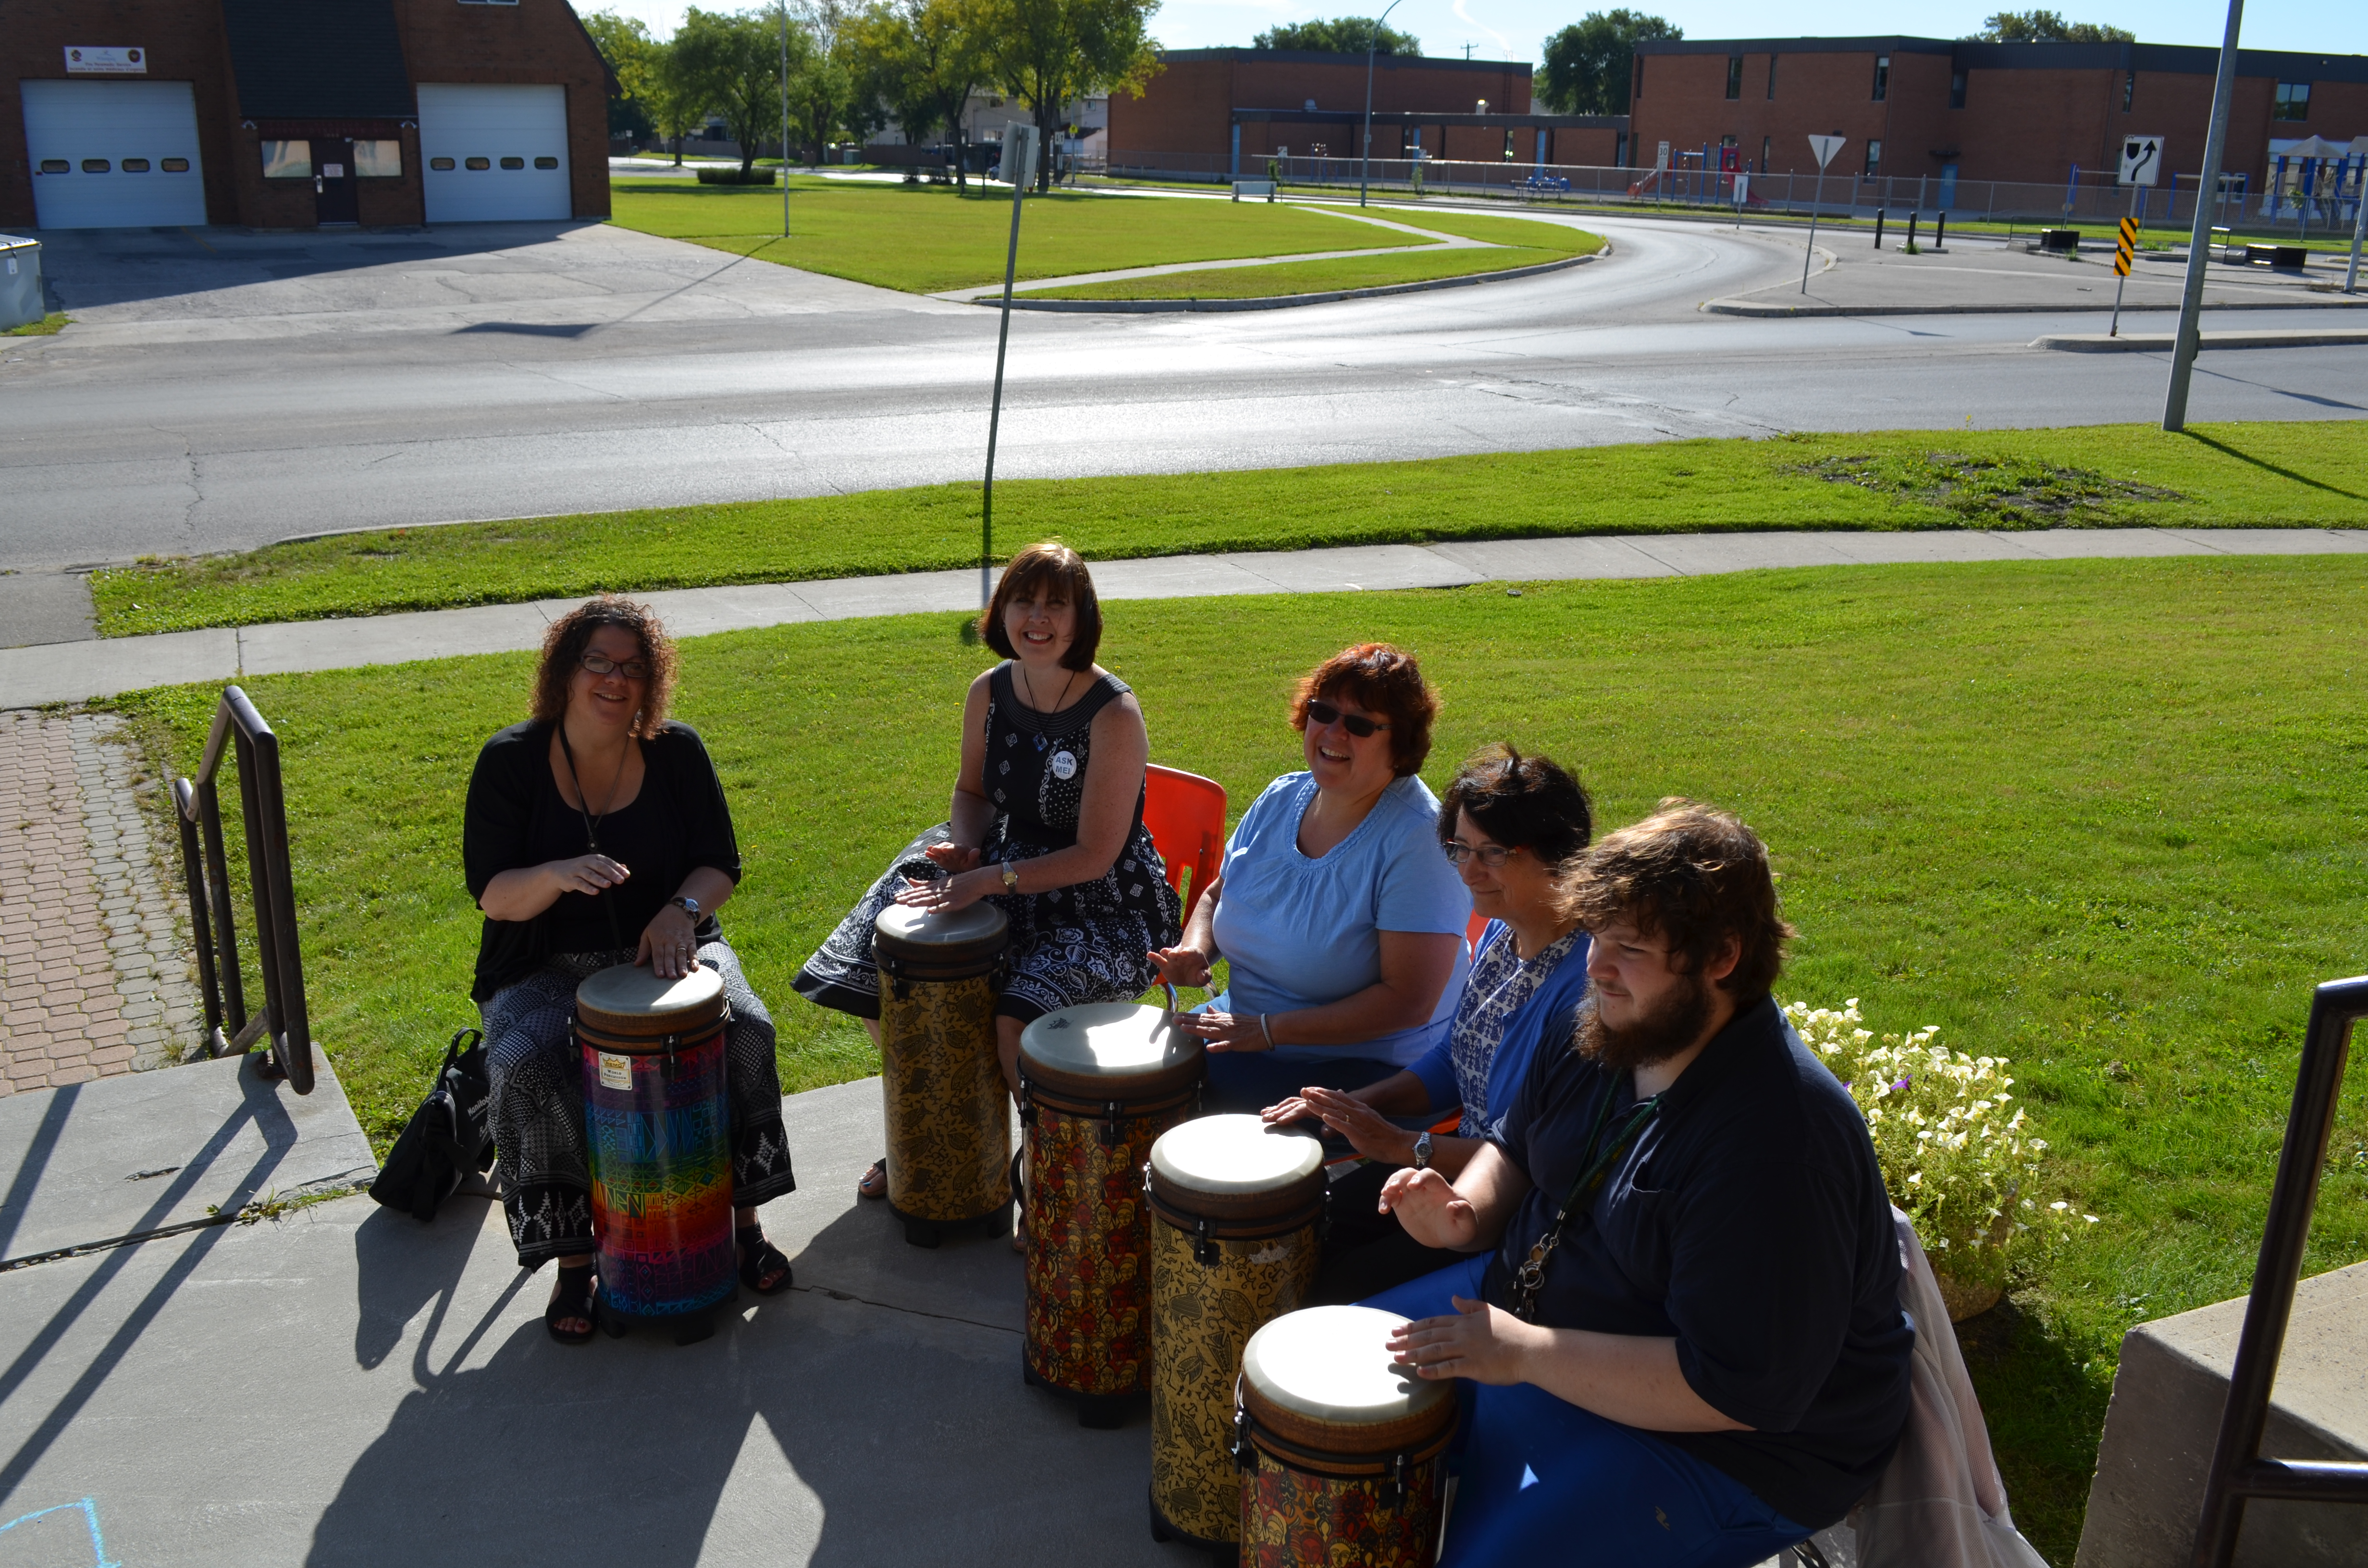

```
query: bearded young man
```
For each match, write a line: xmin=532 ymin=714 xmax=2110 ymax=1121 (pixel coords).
xmin=1367 ymin=799 xmax=1912 ymax=1567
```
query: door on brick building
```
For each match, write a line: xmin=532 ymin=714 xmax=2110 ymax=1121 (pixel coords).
xmin=314 ymin=138 xmax=359 ymax=225
xmin=21 ymin=80 xmax=208 ymax=229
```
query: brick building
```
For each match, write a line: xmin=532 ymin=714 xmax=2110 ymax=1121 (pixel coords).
xmin=1109 ymin=49 xmax=1626 ymax=173
xmin=5 ymin=0 xmax=612 ymax=232
xmin=1628 ymin=36 xmax=2368 ymax=196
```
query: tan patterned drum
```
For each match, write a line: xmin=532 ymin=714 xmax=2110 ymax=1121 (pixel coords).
xmin=1146 ymin=1113 xmax=1327 ymax=1550
xmin=874 ymin=901 xmax=1011 ymax=1248
xmin=1017 ymin=987 xmax=1204 ymax=1426
xmin=1237 ymin=1305 xmax=1458 ymax=1567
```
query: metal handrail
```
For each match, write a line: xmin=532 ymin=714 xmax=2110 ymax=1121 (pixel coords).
xmin=2189 ymin=974 xmax=2368 ymax=1566
xmin=170 ymin=686 xmax=314 ymax=1095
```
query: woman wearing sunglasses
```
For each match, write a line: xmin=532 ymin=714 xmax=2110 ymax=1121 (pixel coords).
xmin=1150 ymin=643 xmax=1471 ymax=1113
xmin=1273 ymin=744 xmax=1595 ymax=1303
xmin=464 ymin=596 xmax=797 ymax=1345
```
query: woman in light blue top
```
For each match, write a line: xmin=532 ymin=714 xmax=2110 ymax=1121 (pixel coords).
xmin=1149 ymin=643 xmax=1471 ymax=1113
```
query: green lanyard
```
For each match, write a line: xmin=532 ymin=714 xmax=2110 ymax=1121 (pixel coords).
xmin=1506 ymin=1079 xmax=1663 ymax=1324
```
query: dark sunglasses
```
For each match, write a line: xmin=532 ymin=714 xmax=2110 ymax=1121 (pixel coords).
xmin=1306 ymin=698 xmax=1391 ymax=738
xmin=580 ymin=652 xmax=651 ymax=680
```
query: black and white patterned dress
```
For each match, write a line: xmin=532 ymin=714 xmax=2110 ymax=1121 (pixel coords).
xmin=793 ymin=664 xmax=1183 ymax=1023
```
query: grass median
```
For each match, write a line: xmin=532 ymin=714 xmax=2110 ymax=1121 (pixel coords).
xmin=88 ymin=421 xmax=2368 ymax=637
xmin=605 ymin=175 xmax=1428 ymax=293
xmin=111 ymin=552 xmax=2368 ymax=1564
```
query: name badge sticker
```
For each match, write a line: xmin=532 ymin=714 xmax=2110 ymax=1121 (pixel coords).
xmin=1049 ymin=750 xmax=1078 ymax=780
xmin=598 ymin=1052 xmax=631 ymax=1091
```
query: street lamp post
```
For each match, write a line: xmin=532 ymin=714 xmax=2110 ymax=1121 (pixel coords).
xmin=1358 ymin=0 xmax=1408 ymax=209
xmin=779 ymin=1 xmax=790 ymax=236
xmin=2162 ymin=0 xmax=2244 ymax=432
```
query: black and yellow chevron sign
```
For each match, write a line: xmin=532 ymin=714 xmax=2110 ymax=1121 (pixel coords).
xmin=2114 ymin=217 xmax=2138 ymax=278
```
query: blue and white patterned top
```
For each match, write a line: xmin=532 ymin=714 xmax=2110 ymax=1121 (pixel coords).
xmin=1410 ymin=922 xmax=1589 ymax=1138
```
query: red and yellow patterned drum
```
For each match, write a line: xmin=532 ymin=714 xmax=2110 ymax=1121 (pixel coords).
xmin=1237 ymin=1305 xmax=1458 ymax=1567
xmin=1018 ymin=989 xmax=1204 ymax=1424
xmin=1146 ymin=1113 xmax=1327 ymax=1551
xmin=874 ymin=902 xmax=1011 ymax=1248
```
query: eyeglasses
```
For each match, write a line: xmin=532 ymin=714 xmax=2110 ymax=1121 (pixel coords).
xmin=1306 ymin=699 xmax=1391 ymax=738
xmin=579 ymin=652 xmax=651 ymax=680
xmin=1441 ymin=841 xmax=1520 ymax=868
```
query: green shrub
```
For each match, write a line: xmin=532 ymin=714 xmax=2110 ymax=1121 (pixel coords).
xmin=695 ymin=167 xmax=778 ymax=185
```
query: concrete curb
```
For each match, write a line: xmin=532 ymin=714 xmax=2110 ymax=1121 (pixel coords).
xmin=973 ymin=249 xmax=1601 ymax=313
xmin=2032 ymin=327 xmax=2368 ymax=352
xmin=1704 ymin=295 xmax=2368 ymax=318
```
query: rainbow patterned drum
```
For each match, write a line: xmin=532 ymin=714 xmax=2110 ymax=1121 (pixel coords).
xmin=1146 ymin=1114 xmax=1327 ymax=1551
xmin=1236 ymin=1305 xmax=1458 ymax=1568
xmin=575 ymin=962 xmax=736 ymax=1338
xmin=1017 ymin=989 xmax=1204 ymax=1425
xmin=874 ymin=901 xmax=1012 ymax=1248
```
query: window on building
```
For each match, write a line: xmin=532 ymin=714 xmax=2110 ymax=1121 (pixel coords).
xmin=1634 ymin=59 xmax=1643 ymax=100
xmin=161 ymin=157 xmax=188 ymax=172
xmin=2123 ymin=71 xmax=2135 ymax=111
xmin=354 ymin=139 xmax=403 ymax=177
xmin=2272 ymin=81 xmax=2311 ymax=121
xmin=464 ymin=156 xmax=491 ymax=170
xmin=1864 ymin=139 xmax=1882 ymax=176
xmin=122 ymin=157 xmax=151 ymax=172
xmin=1767 ymin=54 xmax=1778 ymax=98
xmin=1872 ymin=55 xmax=1889 ymax=102
xmin=39 ymin=159 xmax=68 ymax=173
xmin=534 ymin=155 xmax=559 ymax=169
xmin=1726 ymin=56 xmax=1743 ymax=99
xmin=1950 ymin=70 xmax=1967 ymax=109
xmin=430 ymin=156 xmax=456 ymax=171
xmin=81 ymin=159 xmax=110 ymax=173
xmin=499 ymin=155 xmax=525 ymax=169
xmin=1761 ymin=134 xmax=1773 ymax=170
xmin=260 ymin=140 xmax=311 ymax=179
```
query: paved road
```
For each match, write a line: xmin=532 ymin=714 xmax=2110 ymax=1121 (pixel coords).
xmin=3 ymin=209 xmax=2364 ymax=572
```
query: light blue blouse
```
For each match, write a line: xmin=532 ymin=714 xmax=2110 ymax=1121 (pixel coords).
xmin=1207 ymin=772 xmax=1473 ymax=1067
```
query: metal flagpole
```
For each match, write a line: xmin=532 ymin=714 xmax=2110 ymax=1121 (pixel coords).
xmin=982 ymin=124 xmax=1036 ymax=608
xmin=1358 ymin=0 xmax=1407 ymax=209
xmin=780 ymin=2 xmax=790 ymax=236
xmin=2163 ymin=0 xmax=2244 ymax=432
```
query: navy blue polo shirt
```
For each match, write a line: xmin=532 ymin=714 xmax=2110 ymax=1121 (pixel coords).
xmin=1483 ymin=993 xmax=1913 ymax=1530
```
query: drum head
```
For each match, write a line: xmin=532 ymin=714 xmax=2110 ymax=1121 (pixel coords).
xmin=575 ymin=962 xmax=725 ymax=1036
xmin=874 ymin=901 xmax=1010 ymax=968
xmin=1020 ymin=1003 xmax=1204 ymax=1100
xmin=1148 ymin=1113 xmax=1323 ymax=1198
xmin=1243 ymin=1305 xmax=1455 ymax=1439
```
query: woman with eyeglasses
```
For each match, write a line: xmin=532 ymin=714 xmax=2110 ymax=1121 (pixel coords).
xmin=1273 ymin=744 xmax=1595 ymax=1303
xmin=1149 ymin=643 xmax=1472 ymax=1114
xmin=464 ymin=596 xmax=797 ymax=1345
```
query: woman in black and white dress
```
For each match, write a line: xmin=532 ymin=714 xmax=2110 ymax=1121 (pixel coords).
xmin=793 ymin=542 xmax=1184 ymax=1202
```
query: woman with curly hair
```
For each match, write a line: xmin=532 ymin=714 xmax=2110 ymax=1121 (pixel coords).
xmin=1150 ymin=643 xmax=1472 ymax=1113
xmin=464 ymin=596 xmax=796 ymax=1345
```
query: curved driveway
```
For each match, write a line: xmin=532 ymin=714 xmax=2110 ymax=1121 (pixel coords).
xmin=1 ymin=208 xmax=2361 ymax=570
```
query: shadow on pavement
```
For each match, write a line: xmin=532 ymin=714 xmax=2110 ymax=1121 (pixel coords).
xmin=34 ymin=223 xmax=607 ymax=311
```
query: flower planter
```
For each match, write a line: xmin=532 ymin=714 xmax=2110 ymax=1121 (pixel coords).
xmin=1927 ymin=1258 xmax=2004 ymax=1323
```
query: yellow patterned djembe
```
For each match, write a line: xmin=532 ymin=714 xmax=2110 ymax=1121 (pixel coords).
xmin=1236 ymin=1305 xmax=1457 ymax=1568
xmin=1146 ymin=1114 xmax=1326 ymax=1551
xmin=873 ymin=901 xmax=1011 ymax=1248
xmin=1017 ymin=987 xmax=1205 ymax=1429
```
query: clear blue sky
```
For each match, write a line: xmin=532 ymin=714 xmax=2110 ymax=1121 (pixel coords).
xmin=588 ymin=1 xmax=2363 ymax=68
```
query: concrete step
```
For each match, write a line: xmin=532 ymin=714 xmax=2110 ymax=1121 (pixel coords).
xmin=2076 ymin=1261 xmax=2368 ymax=1567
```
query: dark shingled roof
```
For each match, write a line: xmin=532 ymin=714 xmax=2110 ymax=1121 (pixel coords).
xmin=221 ymin=0 xmax=416 ymax=120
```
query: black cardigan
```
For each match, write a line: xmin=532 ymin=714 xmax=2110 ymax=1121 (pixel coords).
xmin=462 ymin=719 xmax=740 ymax=1001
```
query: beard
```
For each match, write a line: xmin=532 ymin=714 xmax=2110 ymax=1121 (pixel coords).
xmin=1577 ymin=971 xmax=1716 ymax=1074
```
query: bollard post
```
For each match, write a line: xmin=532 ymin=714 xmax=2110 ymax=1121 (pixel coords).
xmin=1935 ymin=210 xmax=1948 ymax=250
xmin=1904 ymin=211 xmax=1919 ymax=250
xmin=1873 ymin=208 xmax=1886 ymax=248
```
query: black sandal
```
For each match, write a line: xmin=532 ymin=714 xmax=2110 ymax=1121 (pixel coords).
xmin=737 ymin=1225 xmax=794 ymax=1296
xmin=856 ymin=1158 xmax=888 ymax=1200
xmin=545 ymin=1262 xmax=597 ymax=1345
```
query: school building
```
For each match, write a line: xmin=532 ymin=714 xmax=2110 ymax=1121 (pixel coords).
xmin=3 ymin=0 xmax=613 ymax=232
xmin=1626 ymin=36 xmax=2368 ymax=195
xmin=1108 ymin=49 xmax=1628 ymax=174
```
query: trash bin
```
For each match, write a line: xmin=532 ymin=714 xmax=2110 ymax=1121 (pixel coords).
xmin=2041 ymin=228 xmax=2080 ymax=254
xmin=0 ymin=237 xmax=42 ymax=331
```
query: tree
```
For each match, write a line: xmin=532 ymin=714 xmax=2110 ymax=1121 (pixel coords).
xmin=854 ymin=0 xmax=989 ymax=185
xmin=1972 ymin=10 xmax=2135 ymax=42
xmin=976 ymin=0 xmax=1160 ymax=193
xmin=581 ymin=10 xmax=661 ymax=140
xmin=1251 ymin=17 xmax=1419 ymax=55
xmin=674 ymin=7 xmax=806 ymax=176
xmin=649 ymin=40 xmax=717 ymax=166
xmin=784 ymin=0 xmax=859 ymax=164
xmin=1538 ymin=10 xmax=1678 ymax=115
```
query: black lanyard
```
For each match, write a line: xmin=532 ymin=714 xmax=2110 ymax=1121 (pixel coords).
xmin=555 ymin=726 xmax=627 ymax=952
xmin=1506 ymin=1077 xmax=1663 ymax=1324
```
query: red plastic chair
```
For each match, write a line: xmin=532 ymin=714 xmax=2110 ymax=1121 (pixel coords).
xmin=1143 ymin=764 xmax=1227 ymax=926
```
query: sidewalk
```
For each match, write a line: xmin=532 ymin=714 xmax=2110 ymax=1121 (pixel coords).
xmin=5 ymin=528 xmax=2367 ymax=711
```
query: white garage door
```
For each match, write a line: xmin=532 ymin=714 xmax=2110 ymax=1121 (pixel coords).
xmin=21 ymin=80 xmax=208 ymax=230
xmin=418 ymin=84 xmax=572 ymax=222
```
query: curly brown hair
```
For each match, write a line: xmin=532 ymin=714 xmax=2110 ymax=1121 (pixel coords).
xmin=1560 ymin=798 xmax=1794 ymax=999
xmin=1290 ymin=643 xmax=1438 ymax=778
xmin=531 ymin=596 xmax=678 ymax=737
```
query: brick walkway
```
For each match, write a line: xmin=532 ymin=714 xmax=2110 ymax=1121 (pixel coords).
xmin=0 ymin=711 xmax=198 ymax=1094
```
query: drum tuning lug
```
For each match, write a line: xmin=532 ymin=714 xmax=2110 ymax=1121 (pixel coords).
xmin=1193 ymin=1216 xmax=1218 ymax=1267
xmin=1100 ymin=1101 xmax=1124 ymax=1148
xmin=1230 ymin=1402 xmax=1257 ymax=1473
xmin=1383 ymin=1451 xmax=1409 ymax=1512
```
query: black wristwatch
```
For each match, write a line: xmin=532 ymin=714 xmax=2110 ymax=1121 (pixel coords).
xmin=670 ymin=895 xmax=701 ymax=920
xmin=1412 ymin=1131 xmax=1433 ymax=1171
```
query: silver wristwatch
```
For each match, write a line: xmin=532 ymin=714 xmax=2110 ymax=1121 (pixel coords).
xmin=1412 ymin=1131 xmax=1433 ymax=1170
xmin=671 ymin=895 xmax=701 ymax=919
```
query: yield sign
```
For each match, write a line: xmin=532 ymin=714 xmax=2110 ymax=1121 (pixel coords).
xmin=1807 ymin=134 xmax=1846 ymax=170
xmin=2119 ymin=135 xmax=2165 ymax=186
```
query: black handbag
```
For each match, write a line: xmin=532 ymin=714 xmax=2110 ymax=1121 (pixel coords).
xmin=369 ymin=1027 xmax=497 ymax=1223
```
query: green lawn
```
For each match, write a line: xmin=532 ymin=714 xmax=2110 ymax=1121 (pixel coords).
xmin=87 ymin=421 xmax=2368 ymax=637
xmin=605 ymin=176 xmax=1429 ymax=293
xmin=1022 ymin=243 xmax=1571 ymax=300
xmin=111 ymin=553 xmax=2368 ymax=1565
